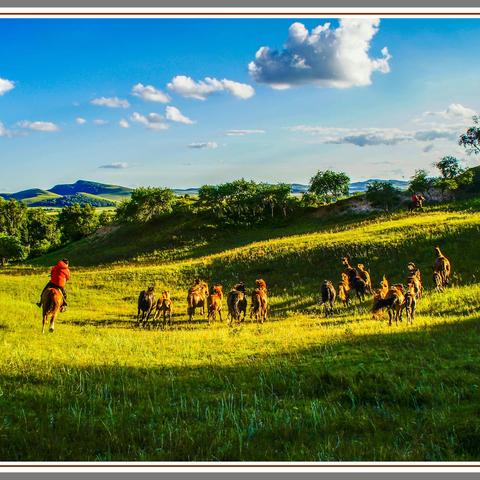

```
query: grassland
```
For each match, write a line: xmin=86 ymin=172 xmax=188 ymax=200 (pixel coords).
xmin=1 ymin=201 xmax=480 ymax=461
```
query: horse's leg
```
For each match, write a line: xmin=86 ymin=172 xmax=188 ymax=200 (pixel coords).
xmin=42 ymin=312 xmax=47 ymax=334
xmin=49 ymin=313 xmax=55 ymax=332
xmin=218 ymin=309 xmax=222 ymax=323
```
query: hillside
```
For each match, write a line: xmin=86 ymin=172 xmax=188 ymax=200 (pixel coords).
xmin=1 ymin=200 xmax=480 ymax=460
xmin=0 ymin=188 xmax=61 ymax=205
xmin=48 ymin=179 xmax=133 ymax=201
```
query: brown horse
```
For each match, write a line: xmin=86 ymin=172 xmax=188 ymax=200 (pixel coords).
xmin=41 ymin=287 xmax=63 ymax=334
xmin=320 ymin=280 xmax=336 ymax=317
xmin=341 ymin=257 xmax=367 ymax=302
xmin=227 ymin=282 xmax=247 ymax=325
xmin=434 ymin=246 xmax=451 ymax=290
xmin=402 ymin=282 xmax=417 ymax=324
xmin=152 ymin=291 xmax=173 ymax=327
xmin=251 ymin=279 xmax=268 ymax=324
xmin=407 ymin=262 xmax=423 ymax=299
xmin=337 ymin=272 xmax=351 ymax=307
xmin=357 ymin=264 xmax=373 ymax=294
xmin=207 ymin=285 xmax=223 ymax=323
xmin=187 ymin=280 xmax=209 ymax=322
xmin=372 ymin=284 xmax=405 ymax=326
xmin=372 ymin=275 xmax=389 ymax=319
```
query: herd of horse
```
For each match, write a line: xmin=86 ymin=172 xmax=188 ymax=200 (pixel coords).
xmin=136 ymin=245 xmax=452 ymax=329
xmin=136 ymin=279 xmax=268 ymax=328
xmin=320 ymin=246 xmax=452 ymax=325
xmin=39 ymin=245 xmax=451 ymax=333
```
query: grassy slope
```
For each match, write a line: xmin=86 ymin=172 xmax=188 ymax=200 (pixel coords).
xmin=1 ymin=201 xmax=480 ymax=460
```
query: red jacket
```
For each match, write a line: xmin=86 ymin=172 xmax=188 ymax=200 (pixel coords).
xmin=50 ymin=260 xmax=71 ymax=287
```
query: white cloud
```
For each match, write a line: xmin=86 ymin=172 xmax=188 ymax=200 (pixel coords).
xmin=421 ymin=103 xmax=477 ymax=122
xmin=132 ymin=83 xmax=170 ymax=103
xmin=76 ymin=117 xmax=87 ymax=125
xmin=94 ymin=119 xmax=109 ymax=125
xmin=131 ymin=112 xmax=169 ymax=131
xmin=188 ymin=142 xmax=218 ymax=149
xmin=226 ymin=129 xmax=266 ymax=136
xmin=119 ymin=118 xmax=130 ymax=128
xmin=18 ymin=121 xmax=59 ymax=132
xmin=91 ymin=96 xmax=130 ymax=108
xmin=289 ymin=124 xmax=459 ymax=147
xmin=99 ymin=162 xmax=129 ymax=169
xmin=165 ymin=106 xmax=195 ymax=125
xmin=248 ymin=19 xmax=391 ymax=89
xmin=0 ymin=121 xmax=11 ymax=137
xmin=0 ymin=78 xmax=15 ymax=96
xmin=168 ymin=75 xmax=255 ymax=100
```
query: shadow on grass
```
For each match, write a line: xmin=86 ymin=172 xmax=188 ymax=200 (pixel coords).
xmin=2 ymin=314 xmax=480 ymax=462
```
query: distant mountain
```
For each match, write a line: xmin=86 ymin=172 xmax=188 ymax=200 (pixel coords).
xmin=349 ymin=179 xmax=409 ymax=193
xmin=48 ymin=180 xmax=133 ymax=200
xmin=0 ymin=178 xmax=411 ymax=208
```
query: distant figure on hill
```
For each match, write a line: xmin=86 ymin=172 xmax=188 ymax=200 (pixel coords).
xmin=410 ymin=193 xmax=425 ymax=212
xmin=37 ymin=259 xmax=70 ymax=311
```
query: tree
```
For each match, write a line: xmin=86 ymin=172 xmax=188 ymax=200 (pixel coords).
xmin=0 ymin=198 xmax=28 ymax=239
xmin=308 ymin=170 xmax=350 ymax=203
xmin=434 ymin=156 xmax=464 ymax=179
xmin=116 ymin=187 xmax=175 ymax=223
xmin=98 ymin=210 xmax=115 ymax=226
xmin=409 ymin=169 xmax=435 ymax=198
xmin=0 ymin=234 xmax=27 ymax=266
xmin=459 ymin=115 xmax=480 ymax=155
xmin=366 ymin=181 xmax=401 ymax=212
xmin=26 ymin=208 xmax=61 ymax=256
xmin=58 ymin=204 xmax=99 ymax=242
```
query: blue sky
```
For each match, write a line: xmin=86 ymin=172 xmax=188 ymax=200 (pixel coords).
xmin=0 ymin=18 xmax=479 ymax=192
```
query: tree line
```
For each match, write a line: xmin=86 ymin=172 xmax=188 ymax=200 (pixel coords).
xmin=1 ymin=117 xmax=478 ymax=265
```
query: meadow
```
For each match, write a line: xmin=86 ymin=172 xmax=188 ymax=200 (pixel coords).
xmin=1 ymin=201 xmax=480 ymax=461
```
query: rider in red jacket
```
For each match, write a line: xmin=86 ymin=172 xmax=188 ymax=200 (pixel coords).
xmin=37 ymin=259 xmax=70 ymax=309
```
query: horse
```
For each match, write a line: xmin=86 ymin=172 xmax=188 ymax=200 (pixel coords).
xmin=152 ymin=291 xmax=173 ymax=327
xmin=372 ymin=284 xmax=405 ymax=326
xmin=408 ymin=194 xmax=425 ymax=213
xmin=372 ymin=275 xmax=390 ymax=319
xmin=337 ymin=272 xmax=351 ymax=307
xmin=207 ymin=285 xmax=224 ymax=323
xmin=341 ymin=257 xmax=366 ymax=302
xmin=251 ymin=279 xmax=268 ymax=324
xmin=227 ymin=282 xmax=247 ymax=325
xmin=434 ymin=246 xmax=451 ymax=290
xmin=41 ymin=287 xmax=63 ymax=334
xmin=357 ymin=264 xmax=373 ymax=294
xmin=407 ymin=262 xmax=423 ymax=299
xmin=187 ymin=280 xmax=209 ymax=322
xmin=137 ymin=286 xmax=156 ymax=327
xmin=320 ymin=280 xmax=336 ymax=317
xmin=402 ymin=282 xmax=417 ymax=324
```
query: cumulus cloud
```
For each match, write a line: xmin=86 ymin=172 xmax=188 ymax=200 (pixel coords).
xmin=119 ymin=118 xmax=130 ymax=128
xmin=99 ymin=162 xmax=129 ymax=169
xmin=91 ymin=96 xmax=130 ymax=108
xmin=76 ymin=117 xmax=87 ymax=125
xmin=18 ymin=121 xmax=59 ymax=132
xmin=0 ymin=121 xmax=11 ymax=137
xmin=289 ymin=124 xmax=459 ymax=147
xmin=132 ymin=83 xmax=170 ymax=103
xmin=248 ymin=19 xmax=391 ymax=89
xmin=0 ymin=78 xmax=15 ymax=96
xmin=188 ymin=142 xmax=218 ymax=149
xmin=131 ymin=112 xmax=169 ymax=131
xmin=168 ymin=75 xmax=255 ymax=100
xmin=165 ymin=106 xmax=195 ymax=125
xmin=226 ymin=129 xmax=266 ymax=136
xmin=421 ymin=103 xmax=477 ymax=122
xmin=94 ymin=119 xmax=109 ymax=125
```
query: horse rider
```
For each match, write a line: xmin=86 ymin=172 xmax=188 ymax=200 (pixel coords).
xmin=37 ymin=258 xmax=71 ymax=311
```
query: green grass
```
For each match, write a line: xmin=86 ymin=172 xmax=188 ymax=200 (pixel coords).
xmin=1 ymin=202 xmax=480 ymax=460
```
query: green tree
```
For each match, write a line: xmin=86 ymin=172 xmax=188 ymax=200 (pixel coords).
xmin=434 ymin=156 xmax=464 ymax=179
xmin=58 ymin=204 xmax=99 ymax=242
xmin=409 ymin=169 xmax=435 ymax=198
xmin=0 ymin=198 xmax=28 ymax=239
xmin=0 ymin=234 xmax=27 ymax=266
xmin=116 ymin=187 xmax=175 ymax=223
xmin=308 ymin=170 xmax=350 ymax=203
xmin=98 ymin=210 xmax=115 ymax=226
xmin=459 ymin=115 xmax=480 ymax=155
xmin=366 ymin=181 xmax=401 ymax=212
xmin=26 ymin=208 xmax=61 ymax=256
